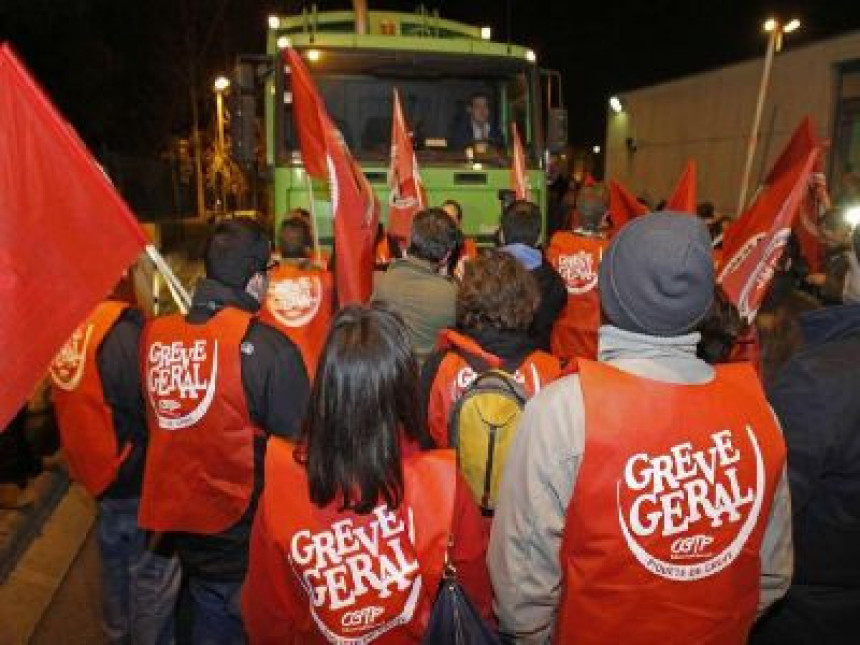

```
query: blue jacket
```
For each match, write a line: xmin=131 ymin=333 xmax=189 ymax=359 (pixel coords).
xmin=753 ymin=303 xmax=860 ymax=644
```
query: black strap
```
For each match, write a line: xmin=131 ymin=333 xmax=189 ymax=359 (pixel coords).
xmin=454 ymin=348 xmax=523 ymax=376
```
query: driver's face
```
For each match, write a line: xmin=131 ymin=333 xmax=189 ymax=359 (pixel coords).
xmin=470 ymin=97 xmax=490 ymax=125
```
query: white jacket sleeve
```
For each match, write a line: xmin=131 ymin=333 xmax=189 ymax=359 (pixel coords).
xmin=758 ymin=463 xmax=793 ymax=616
xmin=488 ymin=376 xmax=585 ymax=643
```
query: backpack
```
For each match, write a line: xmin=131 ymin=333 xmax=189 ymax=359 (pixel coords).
xmin=448 ymin=352 xmax=527 ymax=516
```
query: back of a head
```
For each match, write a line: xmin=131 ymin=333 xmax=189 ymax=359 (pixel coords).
xmin=408 ymin=208 xmax=459 ymax=264
xmin=696 ymin=201 xmax=715 ymax=220
xmin=599 ymin=211 xmax=715 ymax=336
xmin=203 ymin=218 xmax=271 ymax=289
xmin=576 ymin=187 xmax=607 ymax=232
xmin=279 ymin=217 xmax=312 ymax=259
xmin=501 ymin=200 xmax=542 ymax=247
xmin=457 ymin=249 xmax=539 ymax=332
xmin=302 ymin=304 xmax=425 ymax=513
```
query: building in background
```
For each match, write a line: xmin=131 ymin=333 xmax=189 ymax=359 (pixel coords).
xmin=606 ymin=30 xmax=860 ymax=215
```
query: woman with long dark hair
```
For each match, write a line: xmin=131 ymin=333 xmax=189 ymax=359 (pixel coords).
xmin=241 ymin=304 xmax=492 ymax=643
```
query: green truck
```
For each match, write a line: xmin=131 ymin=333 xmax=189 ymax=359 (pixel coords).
xmin=254 ymin=3 xmax=566 ymax=245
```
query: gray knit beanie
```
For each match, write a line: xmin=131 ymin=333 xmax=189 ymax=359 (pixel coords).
xmin=599 ymin=211 xmax=715 ymax=336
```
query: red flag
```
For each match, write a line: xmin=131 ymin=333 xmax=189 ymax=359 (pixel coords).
xmin=387 ymin=89 xmax=427 ymax=239
xmin=762 ymin=118 xmax=828 ymax=273
xmin=719 ymin=127 xmax=818 ymax=321
xmin=666 ymin=159 xmax=697 ymax=213
xmin=0 ymin=44 xmax=147 ymax=430
xmin=608 ymin=179 xmax=648 ymax=234
xmin=796 ymin=166 xmax=830 ymax=273
xmin=286 ymin=48 xmax=380 ymax=305
xmin=511 ymin=122 xmax=530 ymax=200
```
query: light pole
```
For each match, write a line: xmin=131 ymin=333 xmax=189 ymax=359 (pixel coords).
xmin=736 ymin=17 xmax=800 ymax=216
xmin=213 ymin=75 xmax=230 ymax=211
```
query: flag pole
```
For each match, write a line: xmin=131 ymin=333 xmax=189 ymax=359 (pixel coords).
xmin=303 ymin=171 xmax=323 ymax=266
xmin=144 ymin=244 xmax=191 ymax=314
xmin=737 ymin=27 xmax=779 ymax=216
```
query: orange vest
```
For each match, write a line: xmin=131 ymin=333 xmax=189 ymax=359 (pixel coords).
xmin=461 ymin=238 xmax=478 ymax=262
xmin=250 ymin=439 xmax=456 ymax=643
xmin=556 ymin=361 xmax=786 ymax=645
xmin=376 ymin=236 xmax=392 ymax=267
xmin=427 ymin=329 xmax=561 ymax=447
xmin=547 ymin=232 xmax=609 ymax=361
xmin=49 ymin=301 xmax=132 ymax=497
xmin=261 ymin=263 xmax=334 ymax=380
xmin=139 ymin=308 xmax=259 ymax=534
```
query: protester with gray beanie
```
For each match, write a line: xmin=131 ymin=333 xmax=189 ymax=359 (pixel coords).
xmin=490 ymin=211 xmax=792 ymax=643
xmin=598 ymin=210 xmax=715 ymax=336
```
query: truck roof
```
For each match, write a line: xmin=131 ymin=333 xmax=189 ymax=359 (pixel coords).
xmin=266 ymin=9 xmax=536 ymax=64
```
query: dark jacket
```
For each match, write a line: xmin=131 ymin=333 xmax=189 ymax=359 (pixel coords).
xmin=529 ymin=260 xmax=567 ymax=352
xmin=172 ymin=279 xmax=310 ymax=580
xmin=449 ymin=117 xmax=505 ymax=150
xmin=97 ymin=306 xmax=148 ymax=499
xmin=753 ymin=303 xmax=860 ymax=644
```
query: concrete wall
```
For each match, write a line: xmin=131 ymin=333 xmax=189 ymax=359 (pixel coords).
xmin=606 ymin=30 xmax=860 ymax=216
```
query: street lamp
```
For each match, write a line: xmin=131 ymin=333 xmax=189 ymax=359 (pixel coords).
xmin=593 ymin=145 xmax=601 ymax=154
xmin=736 ymin=17 xmax=800 ymax=215
xmin=609 ymin=96 xmax=624 ymax=114
xmin=213 ymin=76 xmax=230 ymax=211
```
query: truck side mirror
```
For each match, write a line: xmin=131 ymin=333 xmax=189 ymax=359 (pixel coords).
xmin=547 ymin=108 xmax=568 ymax=153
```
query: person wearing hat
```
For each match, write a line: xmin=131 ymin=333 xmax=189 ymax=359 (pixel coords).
xmin=488 ymin=212 xmax=792 ymax=644
xmin=139 ymin=218 xmax=310 ymax=644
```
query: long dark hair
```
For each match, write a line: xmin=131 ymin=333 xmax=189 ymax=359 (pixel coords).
xmin=299 ymin=304 xmax=430 ymax=514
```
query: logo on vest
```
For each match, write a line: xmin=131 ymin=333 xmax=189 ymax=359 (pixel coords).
xmin=617 ymin=427 xmax=765 ymax=581
xmin=455 ymin=365 xmax=532 ymax=393
xmin=50 ymin=324 xmax=94 ymax=391
xmin=146 ymin=340 xmax=218 ymax=430
xmin=557 ymin=251 xmax=599 ymax=294
xmin=266 ymin=276 xmax=323 ymax=327
xmin=289 ymin=504 xmax=421 ymax=643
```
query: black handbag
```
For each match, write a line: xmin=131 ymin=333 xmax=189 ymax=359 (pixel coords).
xmin=423 ymin=539 xmax=500 ymax=645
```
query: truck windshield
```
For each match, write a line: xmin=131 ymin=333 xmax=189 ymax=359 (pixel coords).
xmin=280 ymin=50 xmax=539 ymax=167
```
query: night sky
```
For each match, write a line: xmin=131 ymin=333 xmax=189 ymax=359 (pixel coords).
xmin=4 ymin=0 xmax=860 ymax=156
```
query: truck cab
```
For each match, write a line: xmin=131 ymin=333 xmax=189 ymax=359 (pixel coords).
xmin=263 ymin=7 xmax=562 ymax=245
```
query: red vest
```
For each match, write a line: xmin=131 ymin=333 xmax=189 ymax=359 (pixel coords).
xmin=427 ymin=329 xmax=561 ymax=447
xmin=462 ymin=238 xmax=478 ymax=262
xmin=49 ymin=301 xmax=132 ymax=497
xmin=261 ymin=263 xmax=334 ymax=380
xmin=376 ymin=236 xmax=392 ymax=267
xmin=547 ymin=232 xmax=609 ymax=361
xmin=250 ymin=439 xmax=456 ymax=643
xmin=556 ymin=361 xmax=786 ymax=645
xmin=139 ymin=308 xmax=259 ymax=534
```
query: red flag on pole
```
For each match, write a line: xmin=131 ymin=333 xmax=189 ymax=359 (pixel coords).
xmin=718 ymin=127 xmax=819 ymax=321
xmin=608 ymin=179 xmax=648 ymax=234
xmin=511 ymin=122 xmax=530 ymax=200
xmin=387 ymin=89 xmax=426 ymax=240
xmin=0 ymin=44 xmax=148 ymax=430
xmin=285 ymin=48 xmax=380 ymax=305
xmin=763 ymin=118 xmax=828 ymax=273
xmin=666 ymin=159 xmax=697 ymax=213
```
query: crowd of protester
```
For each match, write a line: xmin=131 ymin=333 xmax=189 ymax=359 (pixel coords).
xmin=9 ymin=182 xmax=860 ymax=644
